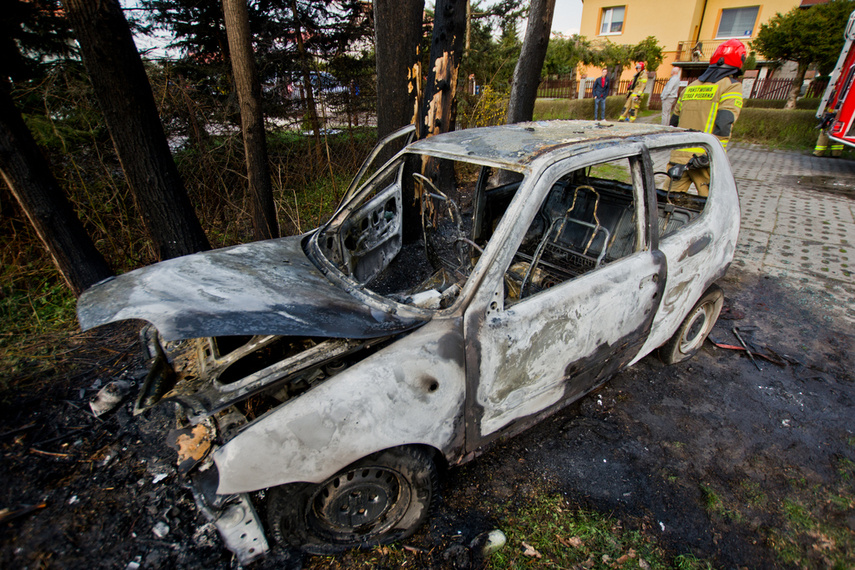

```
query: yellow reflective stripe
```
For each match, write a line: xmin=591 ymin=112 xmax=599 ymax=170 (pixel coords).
xmin=704 ymin=102 xmax=718 ymax=133
xmin=720 ymin=140 xmax=729 ymax=149
xmin=719 ymin=92 xmax=743 ymax=108
xmin=681 ymin=84 xmax=718 ymax=100
xmin=815 ymin=145 xmax=828 ymax=151
xmin=680 ymin=147 xmax=707 ymax=153
xmin=831 ymin=144 xmax=844 ymax=149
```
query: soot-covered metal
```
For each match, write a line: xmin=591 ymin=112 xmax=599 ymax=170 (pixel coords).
xmin=76 ymin=121 xmax=740 ymax=563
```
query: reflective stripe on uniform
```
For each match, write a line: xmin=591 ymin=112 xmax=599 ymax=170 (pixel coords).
xmin=704 ymin=102 xmax=718 ymax=133
xmin=831 ymin=144 xmax=844 ymax=150
xmin=719 ymin=91 xmax=743 ymax=108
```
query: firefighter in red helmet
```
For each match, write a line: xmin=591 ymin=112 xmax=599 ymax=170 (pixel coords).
xmin=618 ymin=62 xmax=648 ymax=122
xmin=668 ymin=39 xmax=746 ymax=196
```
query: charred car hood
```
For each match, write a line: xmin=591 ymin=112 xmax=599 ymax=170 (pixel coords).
xmin=77 ymin=236 xmax=426 ymax=341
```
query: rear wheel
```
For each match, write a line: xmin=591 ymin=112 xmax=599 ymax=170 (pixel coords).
xmin=267 ymin=446 xmax=438 ymax=555
xmin=659 ymin=284 xmax=723 ymax=364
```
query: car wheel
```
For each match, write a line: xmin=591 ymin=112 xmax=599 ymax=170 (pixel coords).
xmin=267 ymin=446 xmax=438 ymax=555
xmin=659 ymin=284 xmax=723 ymax=365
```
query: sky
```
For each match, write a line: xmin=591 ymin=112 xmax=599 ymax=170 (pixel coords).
xmin=552 ymin=0 xmax=584 ymax=36
xmin=127 ymin=0 xmax=587 ymax=58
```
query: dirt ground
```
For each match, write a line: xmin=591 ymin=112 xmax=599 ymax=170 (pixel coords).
xmin=2 ymin=209 xmax=854 ymax=568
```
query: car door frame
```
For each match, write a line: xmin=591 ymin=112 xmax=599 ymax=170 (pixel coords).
xmin=461 ymin=143 xmax=666 ymax=453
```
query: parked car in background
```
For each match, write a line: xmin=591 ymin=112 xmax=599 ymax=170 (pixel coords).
xmin=77 ymin=121 xmax=740 ymax=563
xmin=283 ymin=71 xmax=347 ymax=101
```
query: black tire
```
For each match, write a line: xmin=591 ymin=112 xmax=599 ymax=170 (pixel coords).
xmin=659 ymin=284 xmax=723 ymax=365
xmin=267 ymin=446 xmax=438 ymax=555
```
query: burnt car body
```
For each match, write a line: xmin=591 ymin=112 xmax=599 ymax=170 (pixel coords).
xmin=77 ymin=121 xmax=739 ymax=562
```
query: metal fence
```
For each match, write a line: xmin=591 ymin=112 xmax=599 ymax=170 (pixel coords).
xmin=537 ymin=76 xmax=829 ymax=103
xmin=748 ymin=77 xmax=828 ymax=100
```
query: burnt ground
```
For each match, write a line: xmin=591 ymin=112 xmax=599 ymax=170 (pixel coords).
xmin=3 ymin=159 xmax=855 ymax=569
xmin=2 ymin=272 xmax=853 ymax=570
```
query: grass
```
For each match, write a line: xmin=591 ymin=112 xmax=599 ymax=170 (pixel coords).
xmin=485 ymin=494 xmax=711 ymax=569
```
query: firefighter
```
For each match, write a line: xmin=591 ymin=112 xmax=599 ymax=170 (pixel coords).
xmin=618 ymin=62 xmax=647 ymax=122
xmin=814 ymin=111 xmax=844 ymax=157
xmin=668 ymin=39 xmax=746 ymax=196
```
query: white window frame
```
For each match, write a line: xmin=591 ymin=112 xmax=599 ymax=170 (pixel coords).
xmin=715 ymin=6 xmax=759 ymax=39
xmin=599 ymin=6 xmax=625 ymax=36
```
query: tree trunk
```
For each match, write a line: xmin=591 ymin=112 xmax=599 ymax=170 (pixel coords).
xmin=374 ymin=0 xmax=425 ymax=140
xmin=222 ymin=0 xmax=279 ymax=240
xmin=62 ymin=0 xmax=210 ymax=260
xmin=506 ymin=0 xmax=555 ymax=124
xmin=0 ymin=84 xmax=113 ymax=296
xmin=419 ymin=0 xmax=467 ymax=139
xmin=290 ymin=0 xmax=322 ymax=155
xmin=785 ymin=62 xmax=807 ymax=110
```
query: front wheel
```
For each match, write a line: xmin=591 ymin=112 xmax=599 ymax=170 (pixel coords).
xmin=659 ymin=284 xmax=723 ymax=364
xmin=267 ymin=446 xmax=438 ymax=555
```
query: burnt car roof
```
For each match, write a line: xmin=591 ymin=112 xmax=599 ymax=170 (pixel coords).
xmin=406 ymin=120 xmax=676 ymax=170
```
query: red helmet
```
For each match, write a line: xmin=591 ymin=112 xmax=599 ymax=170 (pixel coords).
xmin=710 ymin=39 xmax=746 ymax=68
xmin=635 ymin=62 xmax=645 ymax=71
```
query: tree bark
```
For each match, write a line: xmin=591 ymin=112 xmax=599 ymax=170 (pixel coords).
xmin=506 ymin=0 xmax=556 ymax=124
xmin=419 ymin=0 xmax=467 ymax=139
xmin=290 ymin=0 xmax=323 ymax=156
xmin=0 ymin=85 xmax=112 ymax=296
xmin=222 ymin=0 xmax=279 ymax=240
xmin=62 ymin=0 xmax=210 ymax=260
xmin=374 ymin=0 xmax=425 ymax=140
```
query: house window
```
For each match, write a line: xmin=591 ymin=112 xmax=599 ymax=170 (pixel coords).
xmin=599 ymin=7 xmax=625 ymax=35
xmin=716 ymin=6 xmax=759 ymax=38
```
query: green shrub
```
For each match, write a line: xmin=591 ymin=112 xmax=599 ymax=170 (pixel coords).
xmin=533 ymin=95 xmax=630 ymax=121
xmin=743 ymin=97 xmax=821 ymax=110
xmin=732 ymin=108 xmax=820 ymax=148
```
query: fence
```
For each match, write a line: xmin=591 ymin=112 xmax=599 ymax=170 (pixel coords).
xmin=538 ymin=76 xmax=829 ymax=103
xmin=538 ymin=78 xmax=636 ymax=99
xmin=748 ymin=77 xmax=828 ymax=100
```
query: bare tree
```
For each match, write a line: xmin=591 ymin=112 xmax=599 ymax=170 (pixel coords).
xmin=0 ymin=85 xmax=112 ymax=296
xmin=61 ymin=0 xmax=210 ymax=260
xmin=222 ymin=0 xmax=279 ymax=240
xmin=374 ymin=0 xmax=425 ymax=139
xmin=506 ymin=0 xmax=555 ymax=124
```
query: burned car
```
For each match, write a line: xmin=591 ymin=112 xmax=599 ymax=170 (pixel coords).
xmin=77 ymin=121 xmax=739 ymax=562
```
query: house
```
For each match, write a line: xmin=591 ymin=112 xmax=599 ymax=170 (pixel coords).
xmin=578 ymin=0 xmax=805 ymax=83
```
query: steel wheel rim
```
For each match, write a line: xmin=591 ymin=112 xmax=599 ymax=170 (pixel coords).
xmin=308 ymin=466 xmax=410 ymax=541
xmin=679 ymin=302 xmax=713 ymax=353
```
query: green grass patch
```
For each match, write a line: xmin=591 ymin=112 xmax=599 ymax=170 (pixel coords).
xmin=486 ymin=494 xmax=711 ymax=569
xmin=0 ymin=269 xmax=78 ymax=389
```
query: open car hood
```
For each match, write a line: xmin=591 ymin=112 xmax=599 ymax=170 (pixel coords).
xmin=77 ymin=236 xmax=426 ymax=341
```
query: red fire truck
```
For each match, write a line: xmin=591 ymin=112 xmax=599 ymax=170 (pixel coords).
xmin=817 ymin=9 xmax=855 ymax=149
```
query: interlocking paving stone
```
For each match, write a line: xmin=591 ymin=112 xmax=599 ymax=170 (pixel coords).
xmin=727 ymin=144 xmax=855 ymax=325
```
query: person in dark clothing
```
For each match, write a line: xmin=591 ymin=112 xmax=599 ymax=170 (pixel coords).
xmin=592 ymin=68 xmax=610 ymax=121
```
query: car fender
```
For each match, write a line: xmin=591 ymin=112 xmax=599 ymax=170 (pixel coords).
xmin=213 ymin=318 xmax=466 ymax=494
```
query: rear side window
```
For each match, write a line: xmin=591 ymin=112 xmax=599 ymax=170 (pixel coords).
xmin=648 ymin=146 xmax=710 ymax=240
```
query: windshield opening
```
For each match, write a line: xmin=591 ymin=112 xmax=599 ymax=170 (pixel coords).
xmin=317 ymin=153 xmax=522 ymax=310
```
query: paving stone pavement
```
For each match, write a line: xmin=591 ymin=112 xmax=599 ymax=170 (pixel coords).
xmin=727 ymin=143 xmax=855 ymax=325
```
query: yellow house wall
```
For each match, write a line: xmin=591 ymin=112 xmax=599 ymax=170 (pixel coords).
xmin=699 ymin=0 xmax=799 ymax=41
xmin=578 ymin=0 xmax=800 ymax=80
